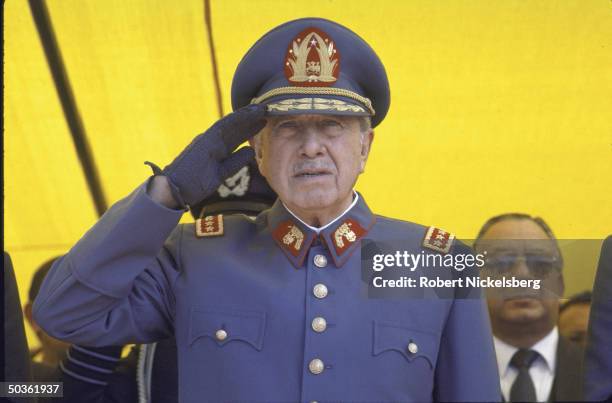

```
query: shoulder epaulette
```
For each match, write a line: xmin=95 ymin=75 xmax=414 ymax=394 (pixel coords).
xmin=195 ymin=214 xmax=224 ymax=238
xmin=422 ymin=226 xmax=455 ymax=254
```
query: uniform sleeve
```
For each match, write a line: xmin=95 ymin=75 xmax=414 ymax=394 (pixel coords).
xmin=433 ymin=242 xmax=502 ymax=402
xmin=33 ymin=180 xmax=185 ymax=346
xmin=584 ymin=236 xmax=612 ymax=401
xmin=60 ymin=345 xmax=137 ymax=403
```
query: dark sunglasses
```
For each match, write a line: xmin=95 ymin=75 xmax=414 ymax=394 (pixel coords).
xmin=484 ymin=254 xmax=560 ymax=277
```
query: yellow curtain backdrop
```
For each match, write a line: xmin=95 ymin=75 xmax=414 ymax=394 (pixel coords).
xmin=5 ymin=0 xmax=611 ymax=351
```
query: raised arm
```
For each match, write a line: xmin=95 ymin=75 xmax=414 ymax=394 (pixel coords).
xmin=33 ymin=105 xmax=266 ymax=346
xmin=32 ymin=182 xmax=184 ymax=345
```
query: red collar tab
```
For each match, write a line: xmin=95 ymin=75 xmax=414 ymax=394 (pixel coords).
xmin=331 ymin=219 xmax=366 ymax=256
xmin=422 ymin=226 xmax=455 ymax=254
xmin=271 ymin=219 xmax=316 ymax=268
xmin=267 ymin=195 xmax=375 ymax=268
xmin=319 ymin=206 xmax=376 ymax=268
xmin=273 ymin=220 xmax=306 ymax=257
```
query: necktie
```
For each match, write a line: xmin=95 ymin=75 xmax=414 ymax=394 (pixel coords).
xmin=509 ymin=349 xmax=539 ymax=402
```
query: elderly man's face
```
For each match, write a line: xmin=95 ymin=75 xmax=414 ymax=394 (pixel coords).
xmin=252 ymin=114 xmax=373 ymax=218
xmin=478 ymin=219 xmax=564 ymax=331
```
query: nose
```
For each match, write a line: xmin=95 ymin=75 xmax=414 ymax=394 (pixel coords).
xmin=299 ymin=127 xmax=326 ymax=158
xmin=512 ymin=256 xmax=533 ymax=278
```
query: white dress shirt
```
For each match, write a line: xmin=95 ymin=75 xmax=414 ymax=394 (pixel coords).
xmin=493 ymin=327 xmax=559 ymax=402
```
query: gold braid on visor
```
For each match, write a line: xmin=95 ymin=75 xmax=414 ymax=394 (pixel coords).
xmin=250 ymin=87 xmax=375 ymax=115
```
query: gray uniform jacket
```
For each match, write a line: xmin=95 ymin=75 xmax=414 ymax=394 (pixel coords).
xmin=34 ymin=182 xmax=501 ymax=402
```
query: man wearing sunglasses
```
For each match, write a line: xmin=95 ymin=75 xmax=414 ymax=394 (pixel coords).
xmin=474 ymin=213 xmax=584 ymax=402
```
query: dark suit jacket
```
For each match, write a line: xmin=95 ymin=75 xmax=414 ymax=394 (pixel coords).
xmin=500 ymin=335 xmax=584 ymax=402
xmin=3 ymin=252 xmax=35 ymax=403
xmin=550 ymin=336 xmax=584 ymax=402
xmin=585 ymin=236 xmax=612 ymax=402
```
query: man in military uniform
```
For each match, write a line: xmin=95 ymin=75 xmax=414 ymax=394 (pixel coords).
xmin=34 ymin=18 xmax=500 ymax=402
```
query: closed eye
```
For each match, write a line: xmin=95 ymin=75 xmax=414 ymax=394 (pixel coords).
xmin=276 ymin=120 xmax=299 ymax=129
xmin=320 ymin=119 xmax=342 ymax=128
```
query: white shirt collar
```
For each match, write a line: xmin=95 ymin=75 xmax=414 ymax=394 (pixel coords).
xmin=282 ymin=191 xmax=359 ymax=234
xmin=493 ymin=326 xmax=558 ymax=377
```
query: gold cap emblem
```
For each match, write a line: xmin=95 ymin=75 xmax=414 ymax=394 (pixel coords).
xmin=284 ymin=27 xmax=339 ymax=86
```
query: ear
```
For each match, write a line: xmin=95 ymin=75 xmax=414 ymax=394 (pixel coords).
xmin=24 ymin=302 xmax=40 ymax=332
xmin=248 ymin=135 xmax=266 ymax=176
xmin=359 ymin=129 xmax=374 ymax=173
xmin=549 ymin=271 xmax=565 ymax=298
xmin=248 ymin=134 xmax=264 ymax=159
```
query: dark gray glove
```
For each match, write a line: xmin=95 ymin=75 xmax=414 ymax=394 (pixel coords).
xmin=146 ymin=104 xmax=267 ymax=207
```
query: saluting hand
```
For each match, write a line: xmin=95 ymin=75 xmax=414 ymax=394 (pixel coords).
xmin=146 ymin=104 xmax=267 ymax=208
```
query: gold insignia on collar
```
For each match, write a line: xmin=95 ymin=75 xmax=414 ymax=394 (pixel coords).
xmin=423 ymin=226 xmax=455 ymax=254
xmin=332 ymin=219 xmax=366 ymax=256
xmin=282 ymin=225 xmax=304 ymax=251
xmin=195 ymin=214 xmax=224 ymax=237
xmin=334 ymin=222 xmax=356 ymax=248
xmin=273 ymin=221 xmax=306 ymax=257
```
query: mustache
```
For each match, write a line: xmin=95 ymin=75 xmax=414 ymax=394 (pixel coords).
xmin=292 ymin=160 xmax=336 ymax=175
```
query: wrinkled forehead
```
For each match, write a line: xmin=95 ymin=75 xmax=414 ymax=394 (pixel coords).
xmin=478 ymin=239 xmax=559 ymax=256
xmin=476 ymin=218 xmax=561 ymax=255
xmin=480 ymin=218 xmax=553 ymax=240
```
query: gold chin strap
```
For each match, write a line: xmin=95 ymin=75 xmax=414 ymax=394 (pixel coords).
xmin=250 ymin=86 xmax=375 ymax=115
